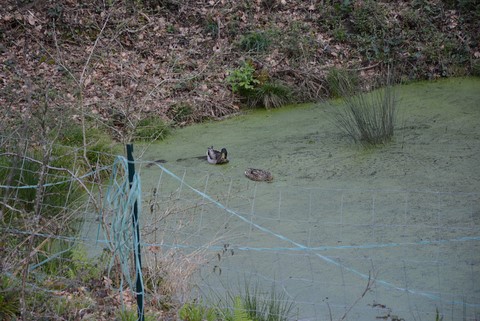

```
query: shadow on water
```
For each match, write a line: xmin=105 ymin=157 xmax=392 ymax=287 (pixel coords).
xmin=135 ymin=78 xmax=480 ymax=320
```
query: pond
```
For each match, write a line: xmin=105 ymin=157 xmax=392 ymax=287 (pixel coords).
xmin=134 ymin=77 xmax=480 ymax=320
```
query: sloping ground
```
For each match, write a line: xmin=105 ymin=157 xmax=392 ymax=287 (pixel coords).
xmin=1 ymin=0 xmax=479 ymax=141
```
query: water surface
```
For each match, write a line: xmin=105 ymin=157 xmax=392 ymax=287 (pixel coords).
xmin=136 ymin=78 xmax=480 ymax=320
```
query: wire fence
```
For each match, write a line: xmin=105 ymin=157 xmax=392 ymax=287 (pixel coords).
xmin=137 ymin=161 xmax=480 ymax=321
xmin=1 ymin=140 xmax=479 ymax=320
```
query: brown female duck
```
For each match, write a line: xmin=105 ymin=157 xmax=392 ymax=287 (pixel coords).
xmin=244 ymin=168 xmax=273 ymax=182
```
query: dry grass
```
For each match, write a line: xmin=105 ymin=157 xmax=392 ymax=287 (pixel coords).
xmin=143 ymin=247 xmax=207 ymax=307
xmin=139 ymin=189 xmax=228 ymax=310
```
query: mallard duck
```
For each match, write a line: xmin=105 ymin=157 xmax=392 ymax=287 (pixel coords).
xmin=207 ymin=146 xmax=229 ymax=164
xmin=244 ymin=168 xmax=273 ymax=182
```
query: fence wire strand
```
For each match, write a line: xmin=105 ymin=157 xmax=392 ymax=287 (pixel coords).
xmin=1 ymin=142 xmax=479 ymax=320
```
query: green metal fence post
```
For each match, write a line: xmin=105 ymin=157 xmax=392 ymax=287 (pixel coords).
xmin=126 ymin=144 xmax=144 ymax=321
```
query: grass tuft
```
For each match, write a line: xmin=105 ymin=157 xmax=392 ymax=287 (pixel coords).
xmin=326 ymin=68 xmax=360 ymax=98
xmin=238 ymin=31 xmax=271 ymax=52
xmin=331 ymin=68 xmax=397 ymax=147
xmin=181 ymin=279 xmax=296 ymax=321
xmin=133 ymin=116 xmax=171 ymax=141
xmin=0 ymin=276 xmax=20 ymax=320
xmin=240 ymin=282 xmax=294 ymax=321
xmin=246 ymin=82 xmax=293 ymax=109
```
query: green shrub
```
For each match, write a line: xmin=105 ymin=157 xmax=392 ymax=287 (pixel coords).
xmin=332 ymin=25 xmax=348 ymax=42
xmin=317 ymin=1 xmax=351 ymax=29
xmin=47 ymin=294 xmax=93 ymax=318
xmin=260 ymin=0 xmax=277 ymax=10
xmin=316 ymin=2 xmax=352 ymax=42
xmin=227 ymin=62 xmax=260 ymax=95
xmin=349 ymin=1 xmax=393 ymax=61
xmin=37 ymin=239 xmax=76 ymax=277
xmin=117 ymin=309 xmax=138 ymax=321
xmin=334 ymin=0 xmax=353 ymax=15
xmin=227 ymin=62 xmax=292 ymax=109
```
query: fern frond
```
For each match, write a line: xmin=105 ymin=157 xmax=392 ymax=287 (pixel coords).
xmin=233 ymin=297 xmax=252 ymax=321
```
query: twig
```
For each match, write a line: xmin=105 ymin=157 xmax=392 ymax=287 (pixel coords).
xmin=338 ymin=271 xmax=375 ymax=321
xmin=79 ymin=12 xmax=111 ymax=85
xmin=346 ymin=62 xmax=381 ymax=72
xmin=0 ymin=201 xmax=24 ymax=214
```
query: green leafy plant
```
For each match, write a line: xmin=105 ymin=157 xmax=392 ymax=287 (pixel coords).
xmin=227 ymin=62 xmax=292 ymax=109
xmin=332 ymin=25 xmax=348 ymax=42
xmin=118 ymin=309 xmax=138 ymax=321
xmin=261 ymin=0 xmax=277 ymax=11
xmin=37 ymin=239 xmax=75 ymax=277
xmin=30 ymin=292 xmax=93 ymax=320
xmin=456 ymin=0 xmax=480 ymax=19
xmin=53 ymin=296 xmax=88 ymax=318
xmin=166 ymin=24 xmax=176 ymax=33
xmin=227 ymin=62 xmax=260 ymax=95
xmin=233 ymin=296 xmax=252 ymax=321
xmin=317 ymin=0 xmax=352 ymax=42
xmin=334 ymin=0 xmax=353 ymax=15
